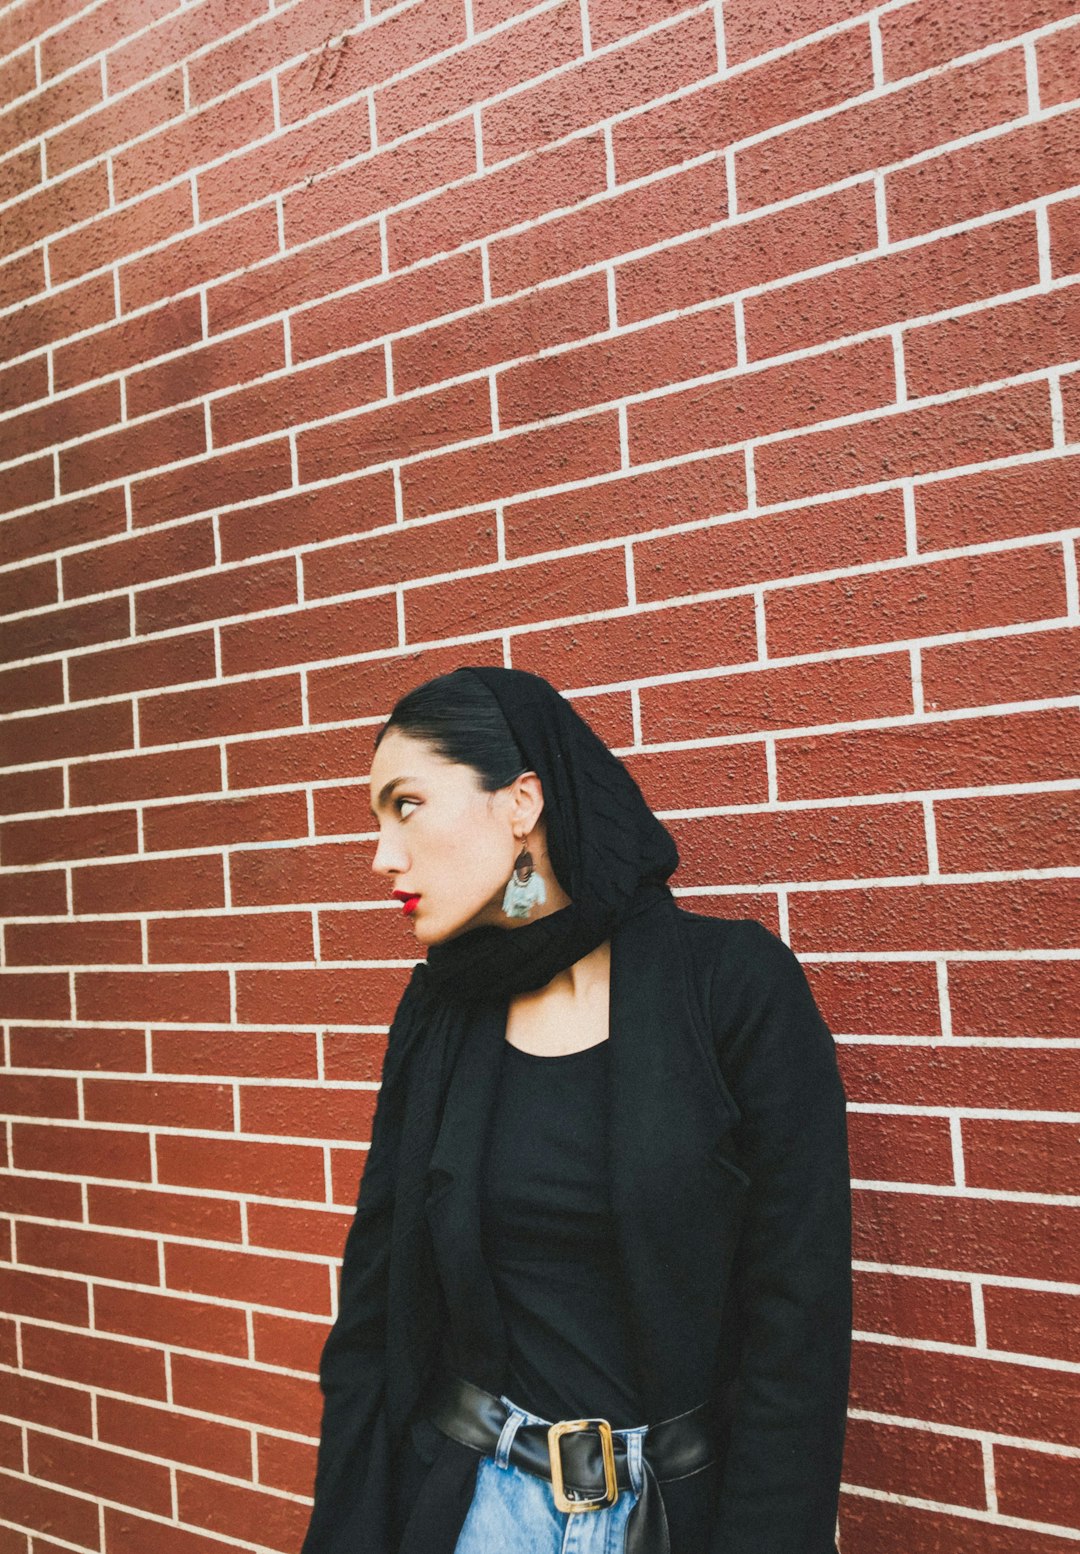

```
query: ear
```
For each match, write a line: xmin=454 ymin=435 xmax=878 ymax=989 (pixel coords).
xmin=508 ymin=770 xmax=544 ymax=835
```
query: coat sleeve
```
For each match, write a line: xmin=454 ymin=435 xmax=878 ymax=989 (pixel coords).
xmin=300 ymin=968 xmax=426 ymax=1554
xmin=709 ymin=920 xmax=852 ymax=1554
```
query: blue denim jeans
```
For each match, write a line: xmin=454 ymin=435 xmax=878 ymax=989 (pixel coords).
xmin=452 ymin=1393 xmax=647 ymax=1554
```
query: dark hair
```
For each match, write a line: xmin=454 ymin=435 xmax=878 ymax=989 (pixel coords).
xmin=373 ymin=669 xmax=529 ymax=792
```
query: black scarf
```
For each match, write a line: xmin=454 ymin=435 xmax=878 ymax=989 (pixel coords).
xmin=423 ymin=665 xmax=680 ymax=1007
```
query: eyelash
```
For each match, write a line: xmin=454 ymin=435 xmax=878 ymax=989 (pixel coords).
xmin=395 ymin=797 xmax=419 ymax=817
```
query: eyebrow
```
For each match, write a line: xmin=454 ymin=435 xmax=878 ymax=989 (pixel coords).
xmin=371 ymin=776 xmax=419 ymax=815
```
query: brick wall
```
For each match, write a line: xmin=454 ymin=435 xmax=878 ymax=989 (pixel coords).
xmin=1 ymin=0 xmax=1079 ymax=1549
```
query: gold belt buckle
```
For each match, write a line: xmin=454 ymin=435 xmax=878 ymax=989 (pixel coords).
xmin=547 ymin=1418 xmax=618 ymax=1513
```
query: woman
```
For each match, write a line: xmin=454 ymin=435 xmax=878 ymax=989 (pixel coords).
xmin=300 ymin=665 xmax=852 ymax=1554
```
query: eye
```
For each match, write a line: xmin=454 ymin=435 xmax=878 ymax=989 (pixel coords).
xmin=395 ymin=797 xmax=420 ymax=818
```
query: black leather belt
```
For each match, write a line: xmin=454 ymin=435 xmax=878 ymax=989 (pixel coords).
xmin=421 ymin=1371 xmax=714 ymax=1554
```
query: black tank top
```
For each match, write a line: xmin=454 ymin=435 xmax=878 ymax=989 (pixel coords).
xmin=477 ymin=1037 xmax=643 ymax=1428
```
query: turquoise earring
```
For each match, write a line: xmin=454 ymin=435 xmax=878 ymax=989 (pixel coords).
xmin=501 ymin=841 xmax=547 ymax=919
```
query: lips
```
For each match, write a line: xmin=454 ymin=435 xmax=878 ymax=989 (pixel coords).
xmin=391 ymin=890 xmax=421 ymax=916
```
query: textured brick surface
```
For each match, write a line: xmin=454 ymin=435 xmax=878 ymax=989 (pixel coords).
xmin=1 ymin=0 xmax=1078 ymax=1548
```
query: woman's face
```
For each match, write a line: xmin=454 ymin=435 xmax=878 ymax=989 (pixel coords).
xmin=368 ymin=728 xmax=541 ymax=945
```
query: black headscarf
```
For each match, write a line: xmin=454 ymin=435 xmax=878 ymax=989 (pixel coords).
xmin=423 ymin=665 xmax=680 ymax=1007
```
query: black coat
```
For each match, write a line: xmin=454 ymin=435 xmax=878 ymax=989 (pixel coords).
xmin=301 ymin=895 xmax=852 ymax=1554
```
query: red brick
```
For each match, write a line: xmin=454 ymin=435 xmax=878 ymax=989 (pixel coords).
xmin=176 ymin=1466 xmax=313 ymax=1546
xmin=0 ymin=1170 xmax=81 ymax=1220
xmin=0 ymin=162 xmax=108 ymax=253
xmin=646 ymin=652 xmax=913 ymax=742
xmin=758 ymin=380 xmax=1053 ymax=507
xmin=304 ymin=511 xmax=499 ymax=602
xmin=312 ymin=783 xmax=375 ymax=836
xmin=1051 ymin=189 xmax=1080 ymax=279
xmin=513 ymin=593 xmax=757 ymax=687
xmin=501 ymin=303 xmax=736 ymax=428
xmin=882 ymin=0 xmax=1078 ymax=81
xmin=935 ymin=788 xmax=1080 ymax=873
xmin=851 ymin=1335 xmax=1080 ymax=1446
xmin=0 ymin=660 xmax=62 ymax=717
xmin=637 ymin=489 xmax=906 ymax=604
xmin=777 ymin=706 xmax=1079 ymax=801
xmin=0 ymin=873 xmax=67 ymax=920
xmin=138 ymin=555 xmax=298 ymax=637
xmin=15 ymin=1220 xmax=160 ymax=1285
xmin=235 ymin=966 xmax=409 ymax=1026
xmin=83 ymin=1078 xmax=233 ymax=1130
xmin=918 ymin=454 xmax=1080 ymax=551
xmin=997 ymin=1442 xmax=1080 ymax=1526
xmin=378 ymin=0 xmax=580 ymax=142
xmin=1 ymin=487 xmax=127 ymax=568
xmin=320 ymin=904 xmax=424 ymax=963
xmin=907 ymin=277 xmax=1080 ymax=399
xmin=257 ymin=1428 xmax=317 ymax=1494
xmin=0 ymin=1075 xmax=78 ymax=1119
xmin=842 ymin=1415 xmax=985 ymax=1508
xmin=248 ymin=1202 xmax=350 ymax=1261
xmin=3 ymin=380 xmax=120 ymax=462
xmin=139 ymin=673 xmax=302 ymax=747
xmin=218 ymin=470 xmax=396 ymax=563
xmin=849 ymin=1111 xmax=954 ymax=1186
xmin=284 ymin=114 xmax=475 ymax=249
xmin=401 ymin=408 xmax=621 ymax=520
xmin=69 ymin=630 xmax=217 ymax=702
xmin=853 ymin=1269 xmax=975 ymax=1346
xmin=406 ymin=545 xmax=627 ymax=640
xmin=792 ymin=878 xmax=1078 ymax=954
xmin=222 ymin=593 xmax=397 ymax=676
xmin=165 ymin=1242 xmax=331 ymax=1316
xmin=845 ymin=1491 xmax=1080 ymax=1554
xmin=0 ymin=1472 xmax=98 ymax=1547
xmin=0 ymin=142 xmax=41 ymax=204
xmin=801 ymin=957 xmax=944 ymax=1031
xmin=723 ymin=0 xmax=868 ymax=65
xmin=614 ymin=26 xmax=873 ymax=182
xmin=618 ymin=183 xmax=876 ymax=329
xmin=0 ymin=593 xmax=129 ymax=662
xmin=227 ymin=724 xmax=375 ymax=792
xmin=208 ymin=222 xmax=385 ymax=337
xmin=51 ymin=180 xmax=193 ymax=289
xmin=485 ymin=10 xmax=716 ymax=164
xmin=73 ymin=855 xmax=224 ymax=915
xmin=151 ymin=1027 xmax=319 ymax=1080
xmin=396 ymin=271 xmax=608 ymax=397
xmin=199 ymin=97 xmax=372 ymax=225
xmin=121 ymin=203 xmax=280 ymax=313
xmin=5 ymin=919 xmax=142 ymax=967
xmin=630 ymin=336 xmax=894 ymax=465
xmin=889 ymin=106 xmax=1080 ymax=243
xmin=627 ymin=742 xmax=769 ymax=811
xmin=298 ymin=379 xmax=491 ymax=486
xmin=751 ymin=213 xmax=1038 ymax=363
xmin=56 ymin=294 xmax=204 ymax=395
xmin=984 ymin=1285 xmax=1080 ymax=1366
xmin=0 ymin=454 xmax=53 ymax=516
xmin=0 ymin=353 xmax=49 ymax=418
xmin=142 ymin=791 xmax=308 ymax=853
xmin=672 ymin=800 xmax=926 ymax=887
xmin=68 ymin=744 xmax=221 ymax=807
xmin=0 ymin=244 xmax=44 ymax=310
xmin=13 ymin=1121 xmax=152 ymax=1183
xmin=156 ymin=1134 xmax=325 ymax=1202
xmin=0 ymin=60 xmax=100 ymax=157
xmin=22 ymin=1324 xmax=166 ymax=1401
xmin=842 ymin=1043 xmax=1080 ymax=1111
xmin=130 ymin=437 xmax=294 ymax=529
xmin=0 ymin=1266 xmax=88 ymax=1327
xmin=39 ymin=0 xmax=177 ymax=80
xmin=950 ymin=958 xmax=1080 ymax=1039
xmin=229 ymin=839 xmax=367 ymax=908
xmin=738 ymin=50 xmax=1027 ymax=214
xmin=0 ymin=559 xmax=57 ymax=615
xmin=63 ymin=520 xmax=214 ymax=602
xmin=75 ymin=970 xmax=231 ymax=1024
xmin=149 ymin=911 xmax=315 ymax=964
xmin=10 ymin=1024 xmax=146 ymax=1072
xmin=770 ymin=544 xmax=1066 ymax=658
xmin=59 ymin=404 xmax=206 ymax=495
xmin=490 ymin=157 xmax=725 ymax=296
xmin=964 ymin=1117 xmax=1079 ymax=1196
xmin=0 ymin=701 xmax=133 ymax=766
xmin=98 ymin=1393 xmax=251 ymax=1477
xmin=390 ymin=130 xmax=606 ymax=270
xmin=94 ymin=1284 xmax=247 ymax=1357
xmin=240 ymin=1083 xmax=374 ymax=1143
xmin=306 ymin=639 xmax=503 ymax=724
xmin=88 ymin=1183 xmax=242 ymax=1242
xmin=49 ymin=65 xmax=186 ymax=178
xmin=129 ymin=319 xmax=287 ymax=419
xmin=110 ymin=0 xmax=267 ymax=94
xmin=213 ymin=347 xmax=386 ymax=448
xmin=113 ymin=81 xmax=275 ymax=203
xmin=924 ymin=623 xmax=1078 ymax=713
xmin=104 ymin=1507 xmax=235 ymax=1554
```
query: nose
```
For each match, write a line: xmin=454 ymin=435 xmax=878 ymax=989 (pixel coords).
xmin=371 ymin=825 xmax=408 ymax=879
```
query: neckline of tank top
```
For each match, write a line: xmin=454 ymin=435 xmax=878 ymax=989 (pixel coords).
xmin=503 ymin=1038 xmax=610 ymax=1061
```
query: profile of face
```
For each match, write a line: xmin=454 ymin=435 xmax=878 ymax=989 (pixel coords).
xmin=368 ymin=727 xmax=549 ymax=945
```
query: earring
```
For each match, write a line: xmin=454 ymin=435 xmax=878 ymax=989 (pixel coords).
xmin=501 ymin=840 xmax=547 ymax=919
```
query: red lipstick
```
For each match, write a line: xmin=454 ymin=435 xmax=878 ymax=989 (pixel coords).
xmin=391 ymin=890 xmax=421 ymax=916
